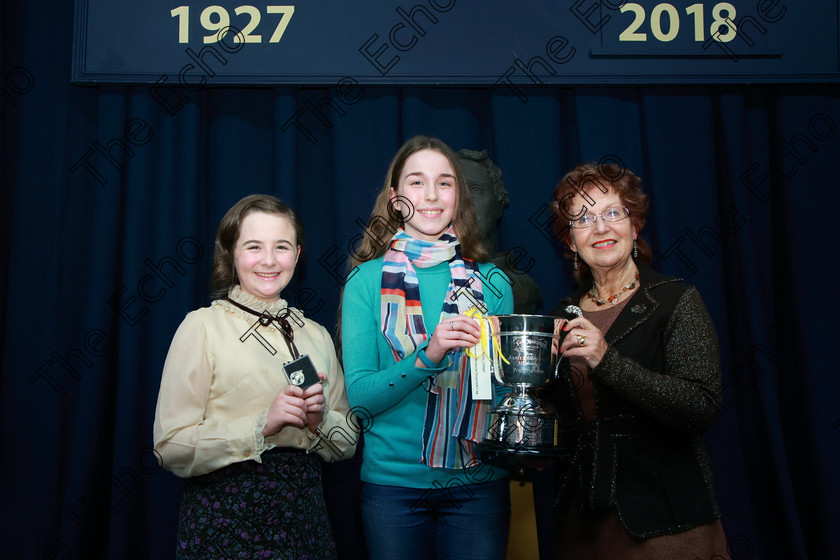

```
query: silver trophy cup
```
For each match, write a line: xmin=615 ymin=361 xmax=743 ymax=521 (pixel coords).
xmin=483 ymin=309 xmax=581 ymax=454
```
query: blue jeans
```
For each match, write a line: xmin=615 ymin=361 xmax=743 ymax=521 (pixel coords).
xmin=360 ymin=477 xmax=511 ymax=560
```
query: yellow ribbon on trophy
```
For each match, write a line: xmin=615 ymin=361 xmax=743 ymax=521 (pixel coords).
xmin=464 ymin=307 xmax=509 ymax=364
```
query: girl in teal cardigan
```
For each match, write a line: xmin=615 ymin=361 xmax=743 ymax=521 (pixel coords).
xmin=341 ymin=136 xmax=514 ymax=560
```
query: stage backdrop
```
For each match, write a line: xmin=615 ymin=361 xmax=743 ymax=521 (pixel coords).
xmin=2 ymin=1 xmax=839 ymax=560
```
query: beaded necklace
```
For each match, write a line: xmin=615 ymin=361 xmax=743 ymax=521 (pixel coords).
xmin=586 ymin=270 xmax=640 ymax=306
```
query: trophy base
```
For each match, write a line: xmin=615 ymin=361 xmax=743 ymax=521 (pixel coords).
xmin=480 ymin=409 xmax=568 ymax=477
xmin=485 ymin=408 xmax=562 ymax=448
xmin=475 ymin=441 xmax=569 ymax=478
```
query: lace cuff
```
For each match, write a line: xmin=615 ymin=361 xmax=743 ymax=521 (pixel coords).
xmin=254 ymin=407 xmax=273 ymax=457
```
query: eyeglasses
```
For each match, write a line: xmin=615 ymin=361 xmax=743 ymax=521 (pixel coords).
xmin=569 ymin=206 xmax=630 ymax=228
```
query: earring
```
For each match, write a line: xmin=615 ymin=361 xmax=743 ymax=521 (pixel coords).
xmin=633 ymin=239 xmax=638 ymax=259
xmin=573 ymin=252 xmax=579 ymax=271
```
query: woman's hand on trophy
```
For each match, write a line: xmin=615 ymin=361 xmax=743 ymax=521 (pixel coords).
xmin=422 ymin=315 xmax=481 ymax=364
xmin=559 ymin=317 xmax=608 ymax=369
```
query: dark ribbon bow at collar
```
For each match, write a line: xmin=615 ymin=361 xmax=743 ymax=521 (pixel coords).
xmin=225 ymin=297 xmax=300 ymax=359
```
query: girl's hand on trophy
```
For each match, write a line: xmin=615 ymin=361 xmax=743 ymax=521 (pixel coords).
xmin=422 ymin=315 xmax=481 ymax=364
xmin=559 ymin=316 xmax=608 ymax=369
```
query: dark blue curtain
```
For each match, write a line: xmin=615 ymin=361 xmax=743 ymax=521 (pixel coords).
xmin=2 ymin=2 xmax=839 ymax=559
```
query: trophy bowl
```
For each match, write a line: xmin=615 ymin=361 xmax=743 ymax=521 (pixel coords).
xmin=494 ymin=314 xmax=562 ymax=387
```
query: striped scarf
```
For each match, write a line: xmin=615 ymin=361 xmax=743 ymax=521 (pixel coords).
xmin=381 ymin=227 xmax=488 ymax=469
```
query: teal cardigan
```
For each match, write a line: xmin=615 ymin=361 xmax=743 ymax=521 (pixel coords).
xmin=341 ymin=256 xmax=514 ymax=489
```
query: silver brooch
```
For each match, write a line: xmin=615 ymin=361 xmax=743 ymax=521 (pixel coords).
xmin=631 ymin=304 xmax=646 ymax=314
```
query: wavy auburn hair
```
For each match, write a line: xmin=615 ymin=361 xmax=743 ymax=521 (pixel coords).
xmin=549 ymin=162 xmax=651 ymax=281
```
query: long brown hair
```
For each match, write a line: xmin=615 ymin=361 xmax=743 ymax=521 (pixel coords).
xmin=211 ymin=194 xmax=305 ymax=298
xmin=349 ymin=135 xmax=489 ymax=270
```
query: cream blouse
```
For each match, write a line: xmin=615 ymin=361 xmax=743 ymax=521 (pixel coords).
xmin=153 ymin=286 xmax=356 ymax=478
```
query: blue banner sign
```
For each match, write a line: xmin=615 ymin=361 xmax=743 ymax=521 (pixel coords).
xmin=72 ymin=1 xmax=839 ymax=84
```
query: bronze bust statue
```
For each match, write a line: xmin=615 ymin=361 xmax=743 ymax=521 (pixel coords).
xmin=457 ymin=149 xmax=543 ymax=314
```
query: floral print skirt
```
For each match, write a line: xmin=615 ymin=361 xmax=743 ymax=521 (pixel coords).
xmin=176 ymin=448 xmax=336 ymax=560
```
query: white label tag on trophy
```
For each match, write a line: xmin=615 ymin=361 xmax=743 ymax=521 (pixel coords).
xmin=470 ymin=340 xmax=493 ymax=400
